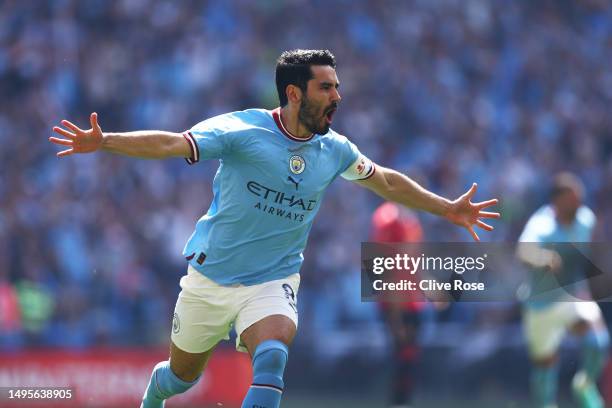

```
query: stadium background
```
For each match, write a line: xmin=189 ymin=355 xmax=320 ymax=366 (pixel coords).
xmin=1 ymin=0 xmax=612 ymax=406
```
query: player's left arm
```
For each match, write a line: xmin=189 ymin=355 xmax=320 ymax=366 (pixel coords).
xmin=355 ymin=164 xmax=500 ymax=241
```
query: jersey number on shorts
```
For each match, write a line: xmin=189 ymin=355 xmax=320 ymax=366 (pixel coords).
xmin=282 ymin=283 xmax=297 ymax=314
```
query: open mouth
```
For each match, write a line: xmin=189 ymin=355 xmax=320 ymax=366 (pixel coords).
xmin=325 ymin=108 xmax=337 ymax=124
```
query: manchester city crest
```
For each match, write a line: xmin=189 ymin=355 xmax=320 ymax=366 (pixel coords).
xmin=289 ymin=155 xmax=305 ymax=174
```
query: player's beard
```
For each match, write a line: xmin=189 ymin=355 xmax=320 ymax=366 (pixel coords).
xmin=298 ymin=95 xmax=331 ymax=135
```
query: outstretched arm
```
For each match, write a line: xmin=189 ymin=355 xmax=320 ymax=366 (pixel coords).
xmin=516 ymin=243 xmax=562 ymax=272
xmin=50 ymin=112 xmax=191 ymax=159
xmin=356 ymin=165 xmax=500 ymax=241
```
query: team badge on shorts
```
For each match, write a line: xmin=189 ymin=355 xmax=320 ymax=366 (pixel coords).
xmin=172 ymin=312 xmax=180 ymax=334
xmin=289 ymin=155 xmax=305 ymax=175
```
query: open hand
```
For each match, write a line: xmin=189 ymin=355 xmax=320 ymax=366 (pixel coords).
xmin=50 ymin=112 xmax=103 ymax=157
xmin=445 ymin=183 xmax=500 ymax=241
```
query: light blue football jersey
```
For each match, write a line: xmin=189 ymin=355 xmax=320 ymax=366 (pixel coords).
xmin=181 ymin=108 xmax=375 ymax=285
xmin=519 ymin=204 xmax=596 ymax=308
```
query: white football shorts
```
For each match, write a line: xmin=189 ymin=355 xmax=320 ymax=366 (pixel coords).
xmin=523 ymin=301 xmax=602 ymax=359
xmin=171 ymin=265 xmax=300 ymax=354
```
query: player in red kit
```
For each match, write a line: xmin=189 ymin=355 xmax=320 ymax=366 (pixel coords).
xmin=371 ymin=202 xmax=426 ymax=408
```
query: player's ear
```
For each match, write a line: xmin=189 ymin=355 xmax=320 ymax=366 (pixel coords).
xmin=286 ymin=84 xmax=303 ymax=104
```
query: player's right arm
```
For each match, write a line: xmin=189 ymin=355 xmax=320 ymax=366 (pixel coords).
xmin=49 ymin=112 xmax=192 ymax=160
xmin=516 ymin=244 xmax=562 ymax=272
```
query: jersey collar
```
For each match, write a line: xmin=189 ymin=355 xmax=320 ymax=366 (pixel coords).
xmin=271 ymin=107 xmax=315 ymax=142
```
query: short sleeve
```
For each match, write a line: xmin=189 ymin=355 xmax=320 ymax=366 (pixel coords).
xmin=519 ymin=219 xmax=540 ymax=242
xmin=577 ymin=206 xmax=596 ymax=230
xmin=339 ymin=139 xmax=375 ymax=181
xmin=519 ymin=213 xmax=550 ymax=242
xmin=182 ymin=115 xmax=232 ymax=165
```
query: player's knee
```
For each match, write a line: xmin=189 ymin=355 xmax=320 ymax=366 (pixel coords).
xmin=170 ymin=366 xmax=201 ymax=383
xmin=532 ymin=355 xmax=558 ymax=368
xmin=169 ymin=342 xmax=211 ymax=382
xmin=169 ymin=357 xmax=204 ymax=383
xmin=150 ymin=360 xmax=200 ymax=400
xmin=251 ymin=340 xmax=288 ymax=388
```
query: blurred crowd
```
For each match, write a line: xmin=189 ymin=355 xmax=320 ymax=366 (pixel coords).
xmin=1 ymin=0 xmax=611 ymax=359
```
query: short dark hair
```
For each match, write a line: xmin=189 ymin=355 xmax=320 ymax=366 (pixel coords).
xmin=275 ymin=49 xmax=336 ymax=106
xmin=551 ymin=172 xmax=584 ymax=200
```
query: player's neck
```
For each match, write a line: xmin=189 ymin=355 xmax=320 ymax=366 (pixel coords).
xmin=554 ymin=206 xmax=575 ymax=225
xmin=280 ymin=106 xmax=313 ymax=139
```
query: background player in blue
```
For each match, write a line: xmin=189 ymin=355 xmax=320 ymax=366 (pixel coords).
xmin=49 ymin=49 xmax=500 ymax=408
xmin=518 ymin=173 xmax=609 ymax=408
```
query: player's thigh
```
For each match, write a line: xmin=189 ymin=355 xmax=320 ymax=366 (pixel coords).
xmin=532 ymin=354 xmax=559 ymax=367
xmin=523 ymin=304 xmax=567 ymax=361
xmin=236 ymin=274 xmax=300 ymax=356
xmin=169 ymin=341 xmax=216 ymax=382
xmin=171 ymin=268 xmax=236 ymax=364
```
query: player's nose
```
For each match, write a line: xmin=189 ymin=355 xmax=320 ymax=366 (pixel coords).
xmin=331 ymin=88 xmax=341 ymax=103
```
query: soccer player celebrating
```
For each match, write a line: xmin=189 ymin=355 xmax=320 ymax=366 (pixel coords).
xmin=518 ymin=173 xmax=609 ymax=408
xmin=50 ymin=50 xmax=500 ymax=408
